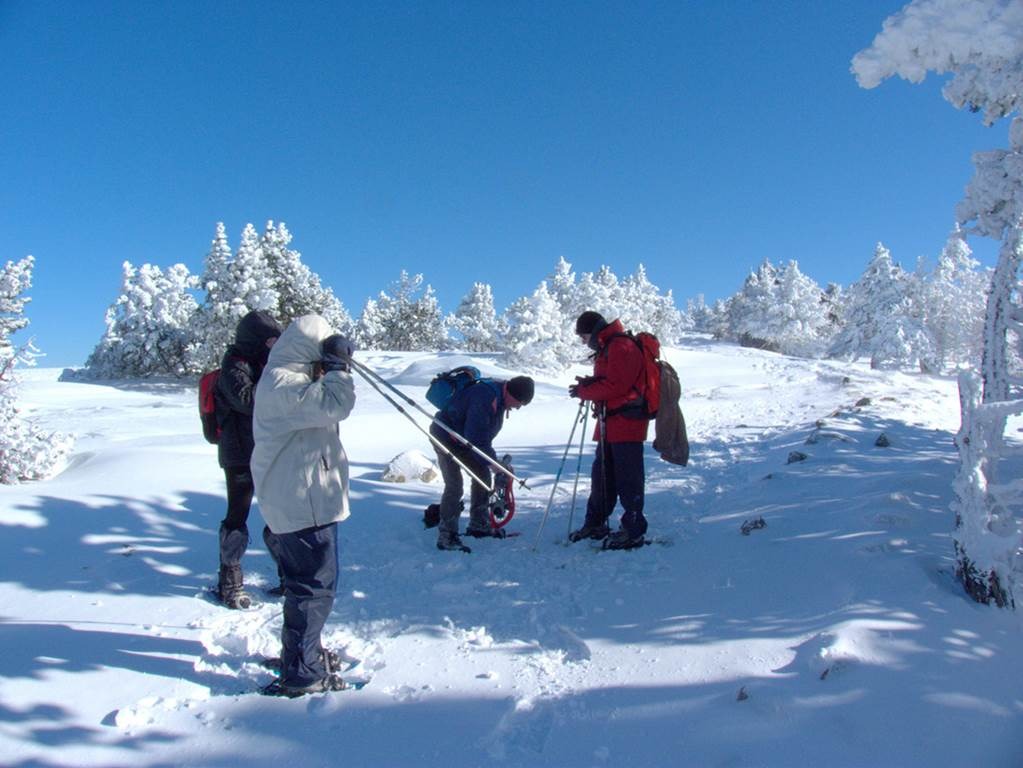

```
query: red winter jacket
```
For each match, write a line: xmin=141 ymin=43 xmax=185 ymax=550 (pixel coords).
xmin=575 ymin=319 xmax=650 ymax=443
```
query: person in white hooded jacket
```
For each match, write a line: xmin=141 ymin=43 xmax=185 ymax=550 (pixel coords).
xmin=251 ymin=314 xmax=356 ymax=696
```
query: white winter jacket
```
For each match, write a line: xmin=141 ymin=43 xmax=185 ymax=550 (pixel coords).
xmin=251 ymin=315 xmax=356 ymax=535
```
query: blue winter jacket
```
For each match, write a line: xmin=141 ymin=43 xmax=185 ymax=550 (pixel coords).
xmin=430 ymin=379 xmax=505 ymax=461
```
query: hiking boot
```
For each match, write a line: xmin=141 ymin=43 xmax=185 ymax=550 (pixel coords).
xmin=436 ymin=531 xmax=471 ymax=553
xmin=261 ymin=673 xmax=348 ymax=698
xmin=568 ymin=522 xmax=610 ymax=543
xmin=602 ymin=529 xmax=646 ymax=551
xmin=217 ymin=564 xmax=250 ymax=609
xmin=464 ymin=525 xmax=506 ymax=539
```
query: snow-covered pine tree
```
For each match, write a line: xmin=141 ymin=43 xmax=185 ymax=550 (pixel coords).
xmin=230 ymin=223 xmax=279 ymax=317
xmin=354 ymin=297 xmax=385 ymax=350
xmin=686 ymin=294 xmax=714 ymax=334
xmin=828 ymin=244 xmax=932 ymax=369
xmin=361 ymin=271 xmax=447 ymax=351
xmin=260 ymin=221 xmax=353 ymax=333
xmin=572 ymin=266 xmax=621 ymax=324
xmin=190 ymin=222 xmax=242 ymax=371
xmin=85 ymin=261 xmax=199 ymax=378
xmin=0 ymin=255 xmax=72 ymax=482
xmin=855 ymin=0 xmax=1023 ymax=606
xmin=919 ymin=226 xmax=988 ymax=371
xmin=620 ymin=264 xmax=683 ymax=344
xmin=762 ymin=261 xmax=831 ymax=358
xmin=726 ymin=260 xmax=780 ymax=351
xmin=448 ymin=282 xmax=501 ymax=352
xmin=502 ymin=281 xmax=569 ymax=372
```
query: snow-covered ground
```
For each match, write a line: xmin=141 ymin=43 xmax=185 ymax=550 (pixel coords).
xmin=2 ymin=337 xmax=1022 ymax=767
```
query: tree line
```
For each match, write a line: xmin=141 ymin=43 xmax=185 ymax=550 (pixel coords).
xmin=71 ymin=219 xmax=989 ymax=380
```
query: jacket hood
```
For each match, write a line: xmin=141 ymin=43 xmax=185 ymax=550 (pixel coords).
xmin=267 ymin=314 xmax=334 ymax=369
xmin=235 ymin=311 xmax=284 ymax=363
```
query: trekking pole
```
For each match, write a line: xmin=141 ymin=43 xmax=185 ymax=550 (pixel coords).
xmin=350 ymin=362 xmax=495 ymax=492
xmin=566 ymin=404 xmax=589 ymax=538
xmin=532 ymin=400 xmax=587 ymax=551
xmin=350 ymin=358 xmax=530 ymax=489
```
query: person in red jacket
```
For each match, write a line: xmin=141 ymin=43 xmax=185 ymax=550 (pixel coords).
xmin=567 ymin=311 xmax=649 ymax=550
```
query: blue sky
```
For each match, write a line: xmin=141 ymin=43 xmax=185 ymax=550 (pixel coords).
xmin=1 ymin=0 xmax=1009 ymax=367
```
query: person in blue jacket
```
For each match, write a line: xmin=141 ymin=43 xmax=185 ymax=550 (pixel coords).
xmin=429 ymin=375 xmax=534 ymax=552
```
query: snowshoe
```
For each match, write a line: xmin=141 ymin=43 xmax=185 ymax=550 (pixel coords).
xmin=568 ymin=522 xmax=610 ymax=543
xmin=436 ymin=532 xmax=471 ymax=553
xmin=601 ymin=530 xmax=646 ymax=551
xmin=465 ymin=525 xmax=507 ymax=539
xmin=260 ymin=673 xmax=348 ymax=698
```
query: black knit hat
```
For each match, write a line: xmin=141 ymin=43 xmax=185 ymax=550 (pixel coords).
xmin=575 ymin=311 xmax=607 ymax=336
xmin=506 ymin=376 xmax=535 ymax=405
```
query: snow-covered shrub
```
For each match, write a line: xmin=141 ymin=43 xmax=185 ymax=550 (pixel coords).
xmin=0 ymin=255 xmax=72 ymax=483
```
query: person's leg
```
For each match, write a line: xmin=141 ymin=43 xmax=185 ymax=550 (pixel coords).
xmin=464 ymin=460 xmax=494 ymax=535
xmin=612 ymin=442 xmax=647 ymax=537
xmin=275 ymin=523 xmax=339 ymax=689
xmin=262 ymin=525 xmax=286 ymax=594
xmin=219 ymin=466 xmax=253 ymax=605
xmin=569 ymin=443 xmax=613 ymax=541
xmin=434 ymin=449 xmax=465 ymax=537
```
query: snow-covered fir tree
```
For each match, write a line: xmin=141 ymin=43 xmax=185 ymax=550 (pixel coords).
xmin=762 ymin=261 xmax=832 ymax=358
xmin=918 ymin=226 xmax=988 ymax=371
xmin=855 ymin=0 xmax=1023 ymax=606
xmin=502 ymin=281 xmax=571 ymax=372
xmin=190 ymin=223 xmax=242 ymax=371
xmin=0 ymin=256 xmax=72 ymax=482
xmin=726 ymin=260 xmax=780 ymax=350
xmin=686 ymin=294 xmax=714 ymax=334
xmin=190 ymin=221 xmax=353 ymax=370
xmin=356 ymin=271 xmax=447 ymax=351
xmin=620 ymin=264 xmax=683 ymax=343
xmin=828 ymin=244 xmax=932 ymax=369
xmin=85 ymin=261 xmax=199 ymax=378
xmin=259 ymin=221 xmax=353 ymax=333
xmin=448 ymin=282 xmax=501 ymax=352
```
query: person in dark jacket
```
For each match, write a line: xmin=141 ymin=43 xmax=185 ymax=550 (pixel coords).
xmin=430 ymin=375 xmax=534 ymax=553
xmin=567 ymin=311 xmax=649 ymax=550
xmin=214 ymin=309 xmax=284 ymax=608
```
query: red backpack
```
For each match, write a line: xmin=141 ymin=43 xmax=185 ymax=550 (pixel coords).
xmin=632 ymin=332 xmax=662 ymax=419
xmin=608 ymin=331 xmax=662 ymax=419
xmin=198 ymin=369 xmax=222 ymax=444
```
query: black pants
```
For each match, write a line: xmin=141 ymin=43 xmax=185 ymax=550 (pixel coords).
xmin=584 ymin=441 xmax=647 ymax=536
xmin=434 ymin=446 xmax=491 ymax=534
xmin=266 ymin=522 xmax=339 ymax=687
xmin=220 ymin=466 xmax=281 ymax=579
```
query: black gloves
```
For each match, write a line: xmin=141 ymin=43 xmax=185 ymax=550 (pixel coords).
xmin=321 ymin=334 xmax=355 ymax=373
xmin=568 ymin=376 xmax=595 ymax=399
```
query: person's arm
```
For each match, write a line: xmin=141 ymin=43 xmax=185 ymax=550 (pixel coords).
xmin=574 ymin=339 xmax=643 ymax=402
xmin=219 ymin=358 xmax=256 ymax=414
